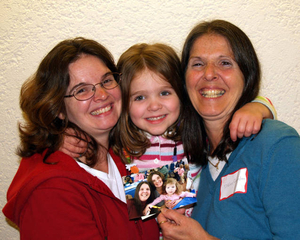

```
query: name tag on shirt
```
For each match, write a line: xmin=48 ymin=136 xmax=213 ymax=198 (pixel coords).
xmin=220 ymin=168 xmax=248 ymax=201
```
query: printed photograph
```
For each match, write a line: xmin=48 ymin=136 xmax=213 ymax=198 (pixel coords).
xmin=123 ymin=160 xmax=199 ymax=220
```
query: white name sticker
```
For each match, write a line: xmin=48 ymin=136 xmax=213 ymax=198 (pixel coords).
xmin=220 ymin=168 xmax=248 ymax=201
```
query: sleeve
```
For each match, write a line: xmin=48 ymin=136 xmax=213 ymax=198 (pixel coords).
xmin=150 ymin=195 xmax=165 ymax=206
xmin=261 ymin=133 xmax=300 ymax=239
xmin=19 ymin=178 xmax=106 ymax=240
xmin=252 ymin=96 xmax=277 ymax=119
xmin=180 ymin=191 xmax=195 ymax=198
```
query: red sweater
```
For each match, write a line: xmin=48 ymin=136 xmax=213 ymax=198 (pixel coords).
xmin=3 ymin=149 xmax=159 ymax=240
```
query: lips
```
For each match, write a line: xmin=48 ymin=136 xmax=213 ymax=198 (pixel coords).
xmin=91 ymin=104 xmax=112 ymax=115
xmin=146 ymin=115 xmax=166 ymax=121
xmin=140 ymin=193 xmax=149 ymax=197
xmin=200 ymin=89 xmax=225 ymax=98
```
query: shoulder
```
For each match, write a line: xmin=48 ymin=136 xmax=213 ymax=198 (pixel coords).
xmin=261 ymin=119 xmax=299 ymax=137
xmin=3 ymin=151 xmax=92 ymax=226
xmin=234 ymin=120 xmax=299 ymax=160
xmin=251 ymin=119 xmax=299 ymax=146
xmin=235 ymin=120 xmax=300 ymax=163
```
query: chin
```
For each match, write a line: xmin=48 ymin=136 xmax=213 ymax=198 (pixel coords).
xmin=147 ymin=129 xmax=166 ymax=136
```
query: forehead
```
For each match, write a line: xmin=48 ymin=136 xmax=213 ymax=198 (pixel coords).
xmin=190 ymin=34 xmax=234 ymax=58
xmin=166 ymin=183 xmax=175 ymax=186
xmin=131 ymin=69 xmax=170 ymax=88
xmin=68 ymin=54 xmax=110 ymax=86
xmin=152 ymin=174 xmax=161 ymax=179
xmin=140 ymin=183 xmax=149 ymax=188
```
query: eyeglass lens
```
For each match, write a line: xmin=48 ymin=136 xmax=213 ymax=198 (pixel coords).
xmin=74 ymin=73 xmax=119 ymax=100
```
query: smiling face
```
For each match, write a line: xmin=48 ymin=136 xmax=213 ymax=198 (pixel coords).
xmin=151 ymin=174 xmax=164 ymax=188
xmin=185 ymin=34 xmax=244 ymax=125
xmin=138 ymin=183 xmax=151 ymax=202
xmin=63 ymin=54 xmax=122 ymax=142
xmin=129 ymin=69 xmax=180 ymax=136
xmin=165 ymin=183 xmax=176 ymax=195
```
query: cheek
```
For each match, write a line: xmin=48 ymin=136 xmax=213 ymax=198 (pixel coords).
xmin=113 ymin=88 xmax=122 ymax=114
xmin=169 ymin=97 xmax=181 ymax=117
xmin=185 ymin=78 xmax=198 ymax=104
xmin=65 ymin=101 xmax=88 ymax=123
xmin=129 ymin=103 xmax=144 ymax=125
xmin=185 ymin=70 xmax=199 ymax=88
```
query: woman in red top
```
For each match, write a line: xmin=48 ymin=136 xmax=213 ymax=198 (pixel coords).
xmin=3 ymin=37 xmax=159 ymax=240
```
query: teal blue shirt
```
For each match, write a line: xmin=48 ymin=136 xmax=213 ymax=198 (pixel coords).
xmin=192 ymin=120 xmax=300 ymax=240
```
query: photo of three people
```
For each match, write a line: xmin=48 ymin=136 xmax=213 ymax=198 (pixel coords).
xmin=123 ymin=160 xmax=197 ymax=220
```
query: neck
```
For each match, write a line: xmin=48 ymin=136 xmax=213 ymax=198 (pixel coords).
xmin=93 ymin=147 xmax=109 ymax=173
xmin=76 ymin=134 xmax=110 ymax=173
xmin=94 ymin=132 xmax=110 ymax=150
xmin=204 ymin=119 xmax=224 ymax=153
xmin=157 ymin=187 xmax=163 ymax=194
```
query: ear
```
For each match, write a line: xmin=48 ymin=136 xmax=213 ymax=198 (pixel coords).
xmin=58 ymin=112 xmax=65 ymax=120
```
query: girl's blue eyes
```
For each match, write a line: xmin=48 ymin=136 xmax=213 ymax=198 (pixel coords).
xmin=133 ymin=91 xmax=171 ymax=101
xmin=134 ymin=96 xmax=145 ymax=101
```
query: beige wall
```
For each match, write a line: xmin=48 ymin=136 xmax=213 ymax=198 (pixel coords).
xmin=1 ymin=0 xmax=299 ymax=238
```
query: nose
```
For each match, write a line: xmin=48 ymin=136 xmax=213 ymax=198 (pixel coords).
xmin=93 ymin=84 xmax=109 ymax=101
xmin=147 ymin=98 xmax=162 ymax=111
xmin=204 ymin=63 xmax=217 ymax=81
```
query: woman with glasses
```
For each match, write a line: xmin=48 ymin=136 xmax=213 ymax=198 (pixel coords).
xmin=2 ymin=37 xmax=159 ymax=240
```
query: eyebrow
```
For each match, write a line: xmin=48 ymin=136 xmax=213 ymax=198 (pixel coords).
xmin=130 ymin=85 xmax=174 ymax=97
xmin=68 ymin=71 xmax=112 ymax=94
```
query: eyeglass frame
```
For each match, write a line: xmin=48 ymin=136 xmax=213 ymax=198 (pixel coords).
xmin=64 ymin=72 xmax=121 ymax=101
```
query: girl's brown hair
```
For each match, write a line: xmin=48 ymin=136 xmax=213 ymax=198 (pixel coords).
xmin=111 ymin=43 xmax=186 ymax=163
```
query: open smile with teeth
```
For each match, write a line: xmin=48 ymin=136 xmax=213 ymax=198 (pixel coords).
xmin=147 ymin=115 xmax=166 ymax=121
xmin=91 ymin=105 xmax=112 ymax=115
xmin=201 ymin=89 xmax=225 ymax=98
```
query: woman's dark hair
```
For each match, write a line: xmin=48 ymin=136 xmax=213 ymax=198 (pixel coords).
xmin=111 ymin=43 xmax=185 ymax=163
xmin=146 ymin=171 xmax=165 ymax=191
xmin=181 ymin=20 xmax=261 ymax=164
xmin=132 ymin=181 xmax=155 ymax=215
xmin=17 ymin=37 xmax=117 ymax=166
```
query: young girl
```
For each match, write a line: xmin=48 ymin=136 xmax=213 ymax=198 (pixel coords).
xmin=110 ymin=43 xmax=276 ymax=188
xmin=144 ymin=178 xmax=196 ymax=215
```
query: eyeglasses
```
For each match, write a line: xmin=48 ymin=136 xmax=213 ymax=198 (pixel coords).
xmin=64 ymin=72 xmax=121 ymax=101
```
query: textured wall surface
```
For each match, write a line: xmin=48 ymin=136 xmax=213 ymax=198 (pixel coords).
xmin=1 ymin=0 xmax=299 ymax=239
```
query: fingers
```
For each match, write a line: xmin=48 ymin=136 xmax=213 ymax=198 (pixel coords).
xmin=230 ymin=114 xmax=262 ymax=141
xmin=229 ymin=118 xmax=239 ymax=142
xmin=157 ymin=209 xmax=179 ymax=238
xmin=165 ymin=200 xmax=176 ymax=209
xmin=158 ymin=208 xmax=214 ymax=240
xmin=159 ymin=208 xmax=183 ymax=225
xmin=174 ymin=208 xmax=186 ymax=215
xmin=60 ymin=130 xmax=90 ymax=157
xmin=157 ymin=209 xmax=168 ymax=224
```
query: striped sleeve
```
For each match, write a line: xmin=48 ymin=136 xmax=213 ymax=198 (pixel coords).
xmin=252 ymin=96 xmax=277 ymax=120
